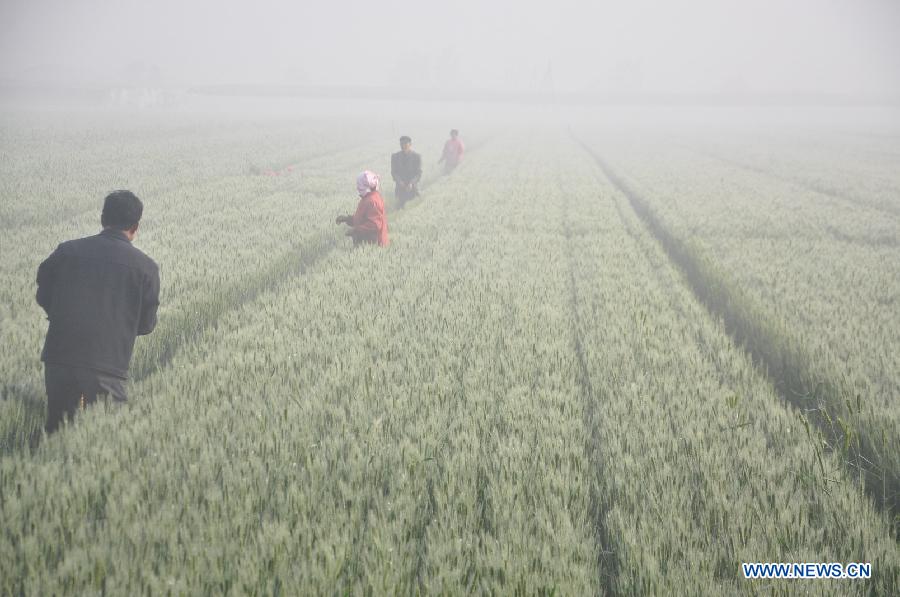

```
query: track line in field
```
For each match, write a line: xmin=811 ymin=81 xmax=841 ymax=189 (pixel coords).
xmin=680 ymin=144 xmax=900 ymax=221
xmin=557 ymin=171 xmax=620 ymax=594
xmin=820 ymin=225 xmax=899 ymax=249
xmin=674 ymin=143 xmax=900 ymax=248
xmin=571 ymin=132 xmax=899 ymax=538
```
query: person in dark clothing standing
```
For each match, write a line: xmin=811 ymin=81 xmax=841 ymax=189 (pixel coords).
xmin=36 ymin=190 xmax=160 ymax=433
xmin=391 ymin=135 xmax=422 ymax=209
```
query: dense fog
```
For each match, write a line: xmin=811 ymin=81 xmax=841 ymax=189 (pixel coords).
xmin=2 ymin=0 xmax=898 ymax=108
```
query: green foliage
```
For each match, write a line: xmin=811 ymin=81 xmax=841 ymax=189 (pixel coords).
xmin=0 ymin=120 xmax=897 ymax=594
xmin=583 ymin=134 xmax=899 ymax=528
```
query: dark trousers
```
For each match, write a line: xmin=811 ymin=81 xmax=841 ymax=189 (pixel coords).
xmin=44 ymin=363 xmax=127 ymax=433
xmin=394 ymin=183 xmax=419 ymax=208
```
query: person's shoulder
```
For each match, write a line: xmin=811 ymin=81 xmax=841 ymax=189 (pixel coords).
xmin=365 ymin=191 xmax=385 ymax=207
xmin=391 ymin=150 xmax=402 ymax=158
xmin=60 ymin=232 xmax=103 ymax=252
xmin=129 ymin=245 xmax=158 ymax=273
xmin=105 ymin=236 xmax=157 ymax=273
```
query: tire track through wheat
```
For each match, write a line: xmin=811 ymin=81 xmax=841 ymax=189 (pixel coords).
xmin=571 ymin=131 xmax=899 ymax=536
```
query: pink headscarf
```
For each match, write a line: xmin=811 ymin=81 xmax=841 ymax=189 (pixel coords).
xmin=356 ymin=170 xmax=380 ymax=197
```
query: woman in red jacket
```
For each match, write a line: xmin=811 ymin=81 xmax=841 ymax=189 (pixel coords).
xmin=336 ymin=170 xmax=389 ymax=247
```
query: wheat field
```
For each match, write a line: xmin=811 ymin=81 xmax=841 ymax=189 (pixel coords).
xmin=1 ymin=111 xmax=898 ymax=595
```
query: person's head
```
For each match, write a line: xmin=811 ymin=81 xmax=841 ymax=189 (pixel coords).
xmin=101 ymin=190 xmax=143 ymax=239
xmin=399 ymin=135 xmax=412 ymax=152
xmin=356 ymin=170 xmax=380 ymax=197
xmin=450 ymin=129 xmax=458 ymax=138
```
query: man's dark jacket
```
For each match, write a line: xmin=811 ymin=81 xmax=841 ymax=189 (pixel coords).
xmin=391 ymin=150 xmax=422 ymax=187
xmin=36 ymin=229 xmax=160 ymax=379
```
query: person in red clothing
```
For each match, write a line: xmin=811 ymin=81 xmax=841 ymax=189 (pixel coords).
xmin=336 ymin=170 xmax=389 ymax=247
xmin=438 ymin=129 xmax=465 ymax=174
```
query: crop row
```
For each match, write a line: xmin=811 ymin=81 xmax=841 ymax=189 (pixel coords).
xmin=1 ymin=138 xmax=602 ymax=594
xmin=0 ymin=118 xmax=452 ymax=454
xmin=579 ymin=133 xmax=899 ymax=523
xmin=681 ymin=130 xmax=900 ymax=218
xmin=0 ymin=139 xmax=379 ymax=452
xmin=1 ymin=134 xmax=896 ymax=594
xmin=0 ymin=113 xmax=384 ymax=229
xmin=557 ymin=138 xmax=898 ymax=593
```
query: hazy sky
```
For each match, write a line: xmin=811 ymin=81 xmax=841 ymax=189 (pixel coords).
xmin=1 ymin=0 xmax=898 ymax=99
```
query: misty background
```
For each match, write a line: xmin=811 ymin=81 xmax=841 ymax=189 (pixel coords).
xmin=2 ymin=0 xmax=899 ymax=106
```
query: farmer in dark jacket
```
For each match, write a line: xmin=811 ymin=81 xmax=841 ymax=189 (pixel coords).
xmin=36 ymin=190 xmax=160 ymax=433
xmin=391 ymin=135 xmax=422 ymax=208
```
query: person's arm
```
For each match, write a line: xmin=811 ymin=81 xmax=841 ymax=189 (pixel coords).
xmin=137 ymin=263 xmax=160 ymax=335
xmin=411 ymin=154 xmax=422 ymax=184
xmin=35 ymin=244 xmax=63 ymax=316
xmin=391 ymin=153 xmax=401 ymax=183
